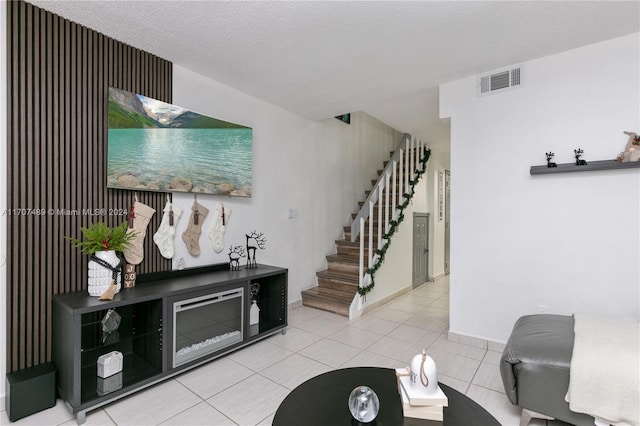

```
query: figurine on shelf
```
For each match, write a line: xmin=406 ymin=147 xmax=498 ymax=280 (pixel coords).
xmin=228 ymin=246 xmax=246 ymax=271
xmin=545 ymin=152 xmax=557 ymax=168
xmin=250 ymin=283 xmax=260 ymax=300
xmin=574 ymin=149 xmax=587 ymax=166
xmin=245 ymin=230 xmax=267 ymax=269
xmin=616 ymin=131 xmax=640 ymax=163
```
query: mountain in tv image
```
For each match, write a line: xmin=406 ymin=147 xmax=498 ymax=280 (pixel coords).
xmin=108 ymin=88 xmax=248 ymax=130
xmin=107 ymin=87 xmax=253 ymax=197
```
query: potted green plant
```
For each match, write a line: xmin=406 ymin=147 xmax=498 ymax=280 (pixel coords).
xmin=67 ymin=222 xmax=135 ymax=296
xmin=67 ymin=221 xmax=134 ymax=253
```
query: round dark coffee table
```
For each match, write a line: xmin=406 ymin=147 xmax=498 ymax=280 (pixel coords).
xmin=273 ymin=367 xmax=500 ymax=426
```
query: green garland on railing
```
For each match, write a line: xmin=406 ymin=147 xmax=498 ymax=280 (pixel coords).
xmin=357 ymin=148 xmax=432 ymax=297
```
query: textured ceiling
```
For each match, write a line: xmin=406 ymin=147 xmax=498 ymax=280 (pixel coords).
xmin=30 ymin=1 xmax=640 ymax=153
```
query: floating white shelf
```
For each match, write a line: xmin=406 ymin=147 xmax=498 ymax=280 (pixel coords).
xmin=530 ymin=160 xmax=640 ymax=175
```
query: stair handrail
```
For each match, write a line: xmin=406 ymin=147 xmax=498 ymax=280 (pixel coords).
xmin=349 ymin=133 xmax=428 ymax=298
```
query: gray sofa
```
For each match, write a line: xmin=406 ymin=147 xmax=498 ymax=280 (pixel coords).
xmin=500 ymin=314 xmax=595 ymax=426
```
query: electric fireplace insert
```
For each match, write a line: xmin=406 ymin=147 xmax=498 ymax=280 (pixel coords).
xmin=171 ymin=287 xmax=244 ymax=367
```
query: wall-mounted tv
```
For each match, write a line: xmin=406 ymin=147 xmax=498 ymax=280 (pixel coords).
xmin=107 ymin=87 xmax=252 ymax=197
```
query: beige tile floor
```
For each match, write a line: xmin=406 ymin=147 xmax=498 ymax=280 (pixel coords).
xmin=1 ymin=276 xmax=569 ymax=426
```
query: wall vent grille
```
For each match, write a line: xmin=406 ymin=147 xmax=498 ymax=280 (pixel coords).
xmin=478 ymin=65 xmax=523 ymax=96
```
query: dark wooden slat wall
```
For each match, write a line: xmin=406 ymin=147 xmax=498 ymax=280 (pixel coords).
xmin=6 ymin=0 xmax=173 ymax=372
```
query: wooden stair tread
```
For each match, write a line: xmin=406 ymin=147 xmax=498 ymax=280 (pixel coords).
xmin=335 ymin=243 xmax=377 ymax=257
xmin=336 ymin=238 xmax=379 ymax=247
xmin=302 ymin=286 xmax=355 ymax=303
xmin=333 ymin=254 xmax=366 ymax=263
xmin=316 ymin=269 xmax=359 ymax=283
xmin=326 ymin=254 xmax=359 ymax=264
xmin=347 ymin=226 xmax=383 ymax=234
xmin=336 ymin=239 xmax=357 ymax=245
xmin=301 ymin=288 xmax=352 ymax=316
xmin=342 ymin=225 xmax=376 ymax=235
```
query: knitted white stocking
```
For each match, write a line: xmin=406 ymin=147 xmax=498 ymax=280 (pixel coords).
xmin=153 ymin=201 xmax=183 ymax=259
xmin=208 ymin=202 xmax=231 ymax=253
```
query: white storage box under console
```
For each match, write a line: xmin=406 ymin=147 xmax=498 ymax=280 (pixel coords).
xmin=97 ymin=351 xmax=123 ymax=378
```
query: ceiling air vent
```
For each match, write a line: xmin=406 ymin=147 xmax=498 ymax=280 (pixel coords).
xmin=478 ymin=65 xmax=523 ymax=96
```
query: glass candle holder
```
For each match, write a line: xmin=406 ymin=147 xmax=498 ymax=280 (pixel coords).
xmin=348 ymin=385 xmax=380 ymax=423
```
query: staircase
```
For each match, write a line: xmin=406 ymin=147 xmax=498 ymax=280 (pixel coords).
xmin=301 ymin=205 xmax=382 ymax=316
xmin=302 ymin=135 xmax=427 ymax=317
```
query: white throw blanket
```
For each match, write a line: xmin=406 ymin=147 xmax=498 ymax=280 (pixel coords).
xmin=566 ymin=313 xmax=640 ymax=426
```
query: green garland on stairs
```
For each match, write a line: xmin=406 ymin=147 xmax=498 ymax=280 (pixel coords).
xmin=357 ymin=148 xmax=432 ymax=297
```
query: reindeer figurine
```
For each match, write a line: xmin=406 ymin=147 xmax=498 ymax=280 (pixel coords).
xmin=245 ymin=231 xmax=267 ymax=269
xmin=228 ymin=246 xmax=246 ymax=271
xmin=574 ymin=149 xmax=587 ymax=166
xmin=545 ymin=152 xmax=557 ymax=168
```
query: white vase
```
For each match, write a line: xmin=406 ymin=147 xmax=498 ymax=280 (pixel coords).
xmin=88 ymin=250 xmax=122 ymax=296
xmin=410 ymin=351 xmax=438 ymax=394
xmin=249 ymin=300 xmax=260 ymax=336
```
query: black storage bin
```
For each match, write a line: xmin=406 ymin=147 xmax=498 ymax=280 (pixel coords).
xmin=6 ymin=362 xmax=56 ymax=422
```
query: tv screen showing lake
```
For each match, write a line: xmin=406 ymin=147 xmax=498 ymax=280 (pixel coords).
xmin=107 ymin=87 xmax=252 ymax=197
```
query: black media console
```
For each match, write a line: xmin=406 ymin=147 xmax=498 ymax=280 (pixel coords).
xmin=52 ymin=264 xmax=288 ymax=424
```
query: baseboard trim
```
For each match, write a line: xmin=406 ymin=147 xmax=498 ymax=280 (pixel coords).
xmin=361 ymin=286 xmax=413 ymax=316
xmin=433 ymin=272 xmax=445 ymax=281
xmin=448 ymin=331 xmax=507 ymax=352
xmin=288 ymin=299 xmax=303 ymax=310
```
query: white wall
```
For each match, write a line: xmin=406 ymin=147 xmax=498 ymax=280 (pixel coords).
xmin=0 ymin=0 xmax=7 ymax=407
xmin=171 ymin=65 xmax=401 ymax=305
xmin=440 ymin=33 xmax=640 ymax=343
